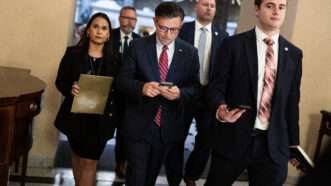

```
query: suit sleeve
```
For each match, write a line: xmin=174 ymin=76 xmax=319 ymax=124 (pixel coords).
xmin=286 ymin=50 xmax=303 ymax=146
xmin=55 ymin=47 xmax=75 ymax=98
xmin=207 ymin=38 xmax=233 ymax=113
xmin=116 ymin=42 xmax=145 ymax=103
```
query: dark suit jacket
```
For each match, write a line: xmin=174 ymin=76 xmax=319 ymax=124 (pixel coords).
xmin=112 ymin=27 xmax=140 ymax=55
xmin=112 ymin=28 xmax=141 ymax=127
xmin=178 ymin=21 xmax=228 ymax=81
xmin=54 ymin=46 xmax=119 ymax=141
xmin=208 ymin=29 xmax=303 ymax=165
xmin=116 ymin=34 xmax=200 ymax=143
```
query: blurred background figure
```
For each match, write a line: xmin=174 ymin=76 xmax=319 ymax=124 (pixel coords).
xmin=111 ymin=5 xmax=140 ymax=182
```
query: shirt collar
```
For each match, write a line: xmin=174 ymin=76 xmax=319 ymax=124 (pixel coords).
xmin=120 ymin=30 xmax=132 ymax=40
xmin=255 ymin=26 xmax=279 ymax=44
xmin=156 ymin=37 xmax=175 ymax=51
xmin=195 ymin=20 xmax=212 ymax=33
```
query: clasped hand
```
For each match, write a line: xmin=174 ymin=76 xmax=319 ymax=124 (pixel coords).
xmin=142 ymin=82 xmax=180 ymax=100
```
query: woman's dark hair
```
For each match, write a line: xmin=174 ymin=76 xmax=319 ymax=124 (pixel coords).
xmin=77 ymin=12 xmax=118 ymax=65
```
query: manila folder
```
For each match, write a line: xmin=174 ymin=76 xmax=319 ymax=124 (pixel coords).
xmin=71 ymin=74 xmax=113 ymax=114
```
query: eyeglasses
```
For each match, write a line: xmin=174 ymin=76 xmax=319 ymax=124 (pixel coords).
xmin=120 ymin=16 xmax=137 ymax=21
xmin=157 ymin=23 xmax=181 ymax=34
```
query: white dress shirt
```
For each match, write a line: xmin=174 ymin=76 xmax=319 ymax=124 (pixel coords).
xmin=156 ymin=38 xmax=175 ymax=68
xmin=120 ymin=30 xmax=134 ymax=53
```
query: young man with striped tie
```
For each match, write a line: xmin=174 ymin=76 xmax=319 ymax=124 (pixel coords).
xmin=206 ymin=0 xmax=303 ymax=185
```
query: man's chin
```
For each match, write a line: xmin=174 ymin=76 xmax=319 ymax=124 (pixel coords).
xmin=160 ymin=40 xmax=172 ymax=46
xmin=122 ymin=28 xmax=133 ymax=34
xmin=201 ymin=17 xmax=213 ymax=23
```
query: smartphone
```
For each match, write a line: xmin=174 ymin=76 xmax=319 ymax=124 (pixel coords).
xmin=237 ymin=104 xmax=252 ymax=110
xmin=159 ymin=81 xmax=173 ymax=87
xmin=229 ymin=104 xmax=252 ymax=110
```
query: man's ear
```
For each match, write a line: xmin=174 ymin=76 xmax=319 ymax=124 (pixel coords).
xmin=153 ymin=17 xmax=157 ymax=26
xmin=255 ymin=5 xmax=260 ymax=17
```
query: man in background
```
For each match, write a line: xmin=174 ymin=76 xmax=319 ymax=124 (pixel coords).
xmin=112 ymin=5 xmax=140 ymax=181
xmin=166 ymin=0 xmax=228 ymax=185
xmin=113 ymin=6 xmax=140 ymax=57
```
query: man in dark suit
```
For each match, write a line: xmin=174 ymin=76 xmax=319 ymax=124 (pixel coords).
xmin=205 ymin=0 xmax=303 ymax=185
xmin=112 ymin=6 xmax=140 ymax=180
xmin=165 ymin=0 xmax=228 ymax=185
xmin=112 ymin=6 xmax=140 ymax=58
xmin=116 ymin=2 xmax=200 ymax=186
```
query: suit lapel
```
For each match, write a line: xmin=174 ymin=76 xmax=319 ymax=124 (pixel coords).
xmin=113 ymin=28 xmax=121 ymax=52
xmin=209 ymin=25 xmax=219 ymax=79
xmin=166 ymin=39 xmax=183 ymax=83
xmin=245 ymin=29 xmax=259 ymax=103
xmin=186 ymin=22 xmax=195 ymax=45
xmin=273 ymin=36 xmax=289 ymax=101
xmin=76 ymin=48 xmax=89 ymax=74
xmin=146 ymin=34 xmax=160 ymax=81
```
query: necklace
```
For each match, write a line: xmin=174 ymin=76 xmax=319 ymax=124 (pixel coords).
xmin=88 ymin=56 xmax=103 ymax=75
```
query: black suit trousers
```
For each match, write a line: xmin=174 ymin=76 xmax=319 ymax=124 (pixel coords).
xmin=205 ymin=133 xmax=287 ymax=186
xmin=125 ymin=123 xmax=180 ymax=186
xmin=184 ymin=104 xmax=213 ymax=180
xmin=115 ymin=130 xmax=126 ymax=163
xmin=165 ymin=98 xmax=213 ymax=183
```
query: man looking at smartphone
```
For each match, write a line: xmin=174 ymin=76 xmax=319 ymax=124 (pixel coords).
xmin=116 ymin=2 xmax=200 ymax=186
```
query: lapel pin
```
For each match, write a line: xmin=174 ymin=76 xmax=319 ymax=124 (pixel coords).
xmin=215 ymin=31 xmax=219 ymax=36
xmin=178 ymin=49 xmax=183 ymax=52
xmin=284 ymin=47 xmax=288 ymax=52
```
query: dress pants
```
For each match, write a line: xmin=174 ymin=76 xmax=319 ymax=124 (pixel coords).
xmin=165 ymin=97 xmax=212 ymax=183
xmin=114 ymin=93 xmax=127 ymax=167
xmin=184 ymin=108 xmax=212 ymax=180
xmin=115 ymin=130 xmax=126 ymax=164
xmin=125 ymin=123 xmax=179 ymax=186
xmin=205 ymin=131 xmax=288 ymax=186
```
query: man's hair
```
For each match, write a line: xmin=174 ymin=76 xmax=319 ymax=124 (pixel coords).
xmin=155 ymin=2 xmax=185 ymax=21
xmin=120 ymin=6 xmax=136 ymax=16
xmin=254 ymin=0 xmax=263 ymax=7
xmin=255 ymin=0 xmax=287 ymax=8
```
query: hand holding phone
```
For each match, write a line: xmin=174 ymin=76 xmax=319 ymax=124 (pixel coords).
xmin=237 ymin=104 xmax=252 ymax=110
xmin=217 ymin=104 xmax=246 ymax=123
xmin=159 ymin=81 xmax=173 ymax=88
xmin=229 ymin=104 xmax=252 ymax=111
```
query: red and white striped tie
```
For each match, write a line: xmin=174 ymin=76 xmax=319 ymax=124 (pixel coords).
xmin=154 ymin=45 xmax=168 ymax=127
xmin=258 ymin=38 xmax=277 ymax=124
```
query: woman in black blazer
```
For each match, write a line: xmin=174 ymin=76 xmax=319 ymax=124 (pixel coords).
xmin=54 ymin=13 xmax=120 ymax=186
